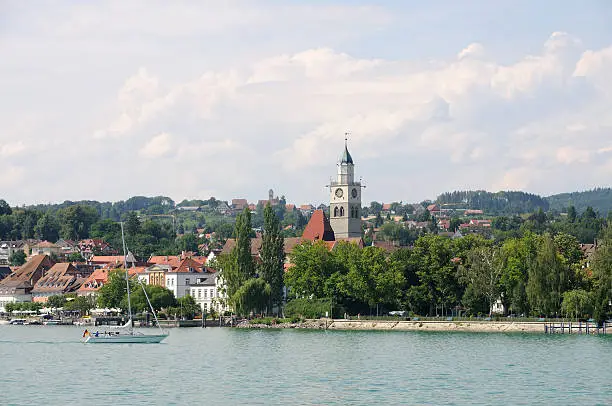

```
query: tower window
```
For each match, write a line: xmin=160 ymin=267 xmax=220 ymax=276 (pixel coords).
xmin=340 ymin=206 xmax=344 ymax=217
xmin=334 ymin=207 xmax=339 ymax=217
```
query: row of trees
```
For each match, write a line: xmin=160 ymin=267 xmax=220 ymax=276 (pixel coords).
xmin=283 ymin=229 xmax=612 ymax=322
xmin=214 ymin=205 xmax=285 ymax=316
xmin=95 ymin=270 xmax=202 ymax=319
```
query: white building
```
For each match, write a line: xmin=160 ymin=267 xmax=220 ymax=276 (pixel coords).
xmin=146 ymin=258 xmax=206 ymax=299
xmin=189 ymin=270 xmax=228 ymax=314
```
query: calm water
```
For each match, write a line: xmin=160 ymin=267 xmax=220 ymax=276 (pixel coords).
xmin=0 ymin=326 xmax=610 ymax=405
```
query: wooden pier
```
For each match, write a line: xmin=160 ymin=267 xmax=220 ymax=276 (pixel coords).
xmin=544 ymin=321 xmax=609 ymax=335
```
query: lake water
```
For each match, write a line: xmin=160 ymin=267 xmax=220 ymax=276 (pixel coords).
xmin=0 ymin=326 xmax=610 ymax=405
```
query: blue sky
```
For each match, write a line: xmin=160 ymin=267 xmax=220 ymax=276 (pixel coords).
xmin=1 ymin=1 xmax=612 ymax=206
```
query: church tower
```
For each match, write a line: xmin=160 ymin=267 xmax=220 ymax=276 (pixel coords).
xmin=329 ymin=138 xmax=362 ymax=239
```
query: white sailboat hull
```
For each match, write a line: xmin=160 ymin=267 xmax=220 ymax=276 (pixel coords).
xmin=85 ymin=333 xmax=168 ymax=344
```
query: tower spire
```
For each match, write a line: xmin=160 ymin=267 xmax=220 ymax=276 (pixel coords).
xmin=341 ymin=131 xmax=353 ymax=165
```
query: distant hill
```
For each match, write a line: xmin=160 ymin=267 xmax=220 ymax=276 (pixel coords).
xmin=436 ymin=190 xmax=549 ymax=215
xmin=546 ymin=188 xmax=612 ymax=215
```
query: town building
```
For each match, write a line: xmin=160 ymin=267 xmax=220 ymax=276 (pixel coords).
xmin=31 ymin=263 xmax=90 ymax=302
xmin=77 ymin=239 xmax=117 ymax=260
xmin=0 ymin=241 xmax=29 ymax=265
xmin=329 ymin=139 xmax=362 ymax=239
xmin=0 ymin=255 xmax=55 ymax=312
xmin=188 ymin=270 xmax=228 ymax=314
xmin=77 ymin=269 xmax=110 ymax=297
xmin=30 ymin=241 xmax=62 ymax=258
xmin=146 ymin=257 xmax=206 ymax=299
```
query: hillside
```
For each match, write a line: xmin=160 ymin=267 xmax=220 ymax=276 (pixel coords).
xmin=546 ymin=188 xmax=612 ymax=215
xmin=436 ymin=190 xmax=549 ymax=215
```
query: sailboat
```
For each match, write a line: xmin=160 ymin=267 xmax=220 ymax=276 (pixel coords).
xmin=83 ymin=223 xmax=168 ymax=344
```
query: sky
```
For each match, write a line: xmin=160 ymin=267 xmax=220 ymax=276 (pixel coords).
xmin=2 ymin=1 xmax=612 ymax=207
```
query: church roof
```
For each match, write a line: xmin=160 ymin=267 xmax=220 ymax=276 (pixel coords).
xmin=301 ymin=210 xmax=335 ymax=242
xmin=340 ymin=141 xmax=354 ymax=165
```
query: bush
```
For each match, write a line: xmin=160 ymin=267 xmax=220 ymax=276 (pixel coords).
xmin=284 ymin=298 xmax=345 ymax=319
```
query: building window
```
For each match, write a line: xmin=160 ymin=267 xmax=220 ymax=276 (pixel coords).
xmin=333 ymin=207 xmax=339 ymax=217
xmin=185 ymin=278 xmax=190 ymax=285
xmin=198 ymin=289 xmax=202 ymax=298
xmin=204 ymin=289 xmax=207 ymax=298
xmin=339 ymin=206 xmax=344 ymax=217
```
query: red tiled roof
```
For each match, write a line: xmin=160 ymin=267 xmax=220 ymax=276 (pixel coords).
xmin=128 ymin=267 xmax=147 ymax=275
xmin=77 ymin=269 xmax=110 ymax=293
xmin=148 ymin=254 xmax=207 ymax=268
xmin=301 ymin=210 xmax=335 ymax=242
xmin=427 ymin=204 xmax=440 ymax=212
xmin=32 ymin=263 xmax=81 ymax=294
xmin=0 ymin=254 xmax=55 ymax=289
xmin=172 ymin=258 xmax=204 ymax=273
xmin=32 ymin=241 xmax=59 ymax=248
xmin=90 ymin=255 xmax=125 ymax=265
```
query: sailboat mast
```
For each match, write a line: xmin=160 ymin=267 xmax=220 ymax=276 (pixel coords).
xmin=120 ymin=222 xmax=133 ymax=327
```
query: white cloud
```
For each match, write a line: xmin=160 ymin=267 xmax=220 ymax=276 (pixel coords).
xmin=556 ymin=147 xmax=590 ymax=165
xmin=139 ymin=132 xmax=173 ymax=158
xmin=0 ymin=142 xmax=26 ymax=157
xmin=3 ymin=3 xmax=612 ymax=205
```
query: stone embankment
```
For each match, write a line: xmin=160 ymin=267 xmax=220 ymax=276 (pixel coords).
xmin=235 ymin=319 xmax=328 ymax=329
xmin=328 ymin=319 xmax=544 ymax=333
xmin=236 ymin=319 xmax=545 ymax=333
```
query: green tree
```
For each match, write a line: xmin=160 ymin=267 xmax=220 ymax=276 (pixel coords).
xmin=259 ymin=204 xmax=285 ymax=314
xmin=498 ymin=235 xmax=538 ymax=315
xmin=0 ymin=199 xmax=12 ymax=215
xmin=527 ymin=234 xmax=567 ymax=316
xmin=176 ymin=295 xmax=200 ymax=319
xmin=97 ymin=270 xmax=134 ymax=309
xmin=284 ymin=240 xmax=335 ymax=299
xmin=58 ymin=205 xmax=100 ymax=240
xmin=34 ymin=213 xmax=60 ymax=242
xmin=232 ymin=278 xmax=271 ymax=316
xmin=125 ymin=212 xmax=141 ymax=236
xmin=411 ymin=234 xmax=459 ymax=316
xmin=567 ymin=205 xmax=577 ymax=223
xmin=176 ymin=233 xmax=199 ymax=253
xmin=561 ymin=289 xmax=592 ymax=319
xmin=128 ymin=284 xmax=176 ymax=313
xmin=458 ymin=246 xmax=503 ymax=315
xmin=591 ymin=225 xmax=612 ymax=323
xmin=374 ymin=212 xmax=383 ymax=227
xmin=449 ymin=217 xmax=462 ymax=232
xmin=9 ymin=250 xmax=26 ymax=266
xmin=362 ymin=246 xmax=405 ymax=310
xmin=67 ymin=252 xmax=86 ymax=262
xmin=64 ymin=295 xmax=95 ymax=315
xmin=235 ymin=208 xmax=255 ymax=283
xmin=47 ymin=295 xmax=67 ymax=309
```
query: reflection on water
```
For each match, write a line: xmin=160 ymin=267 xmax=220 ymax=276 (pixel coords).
xmin=0 ymin=326 xmax=610 ymax=405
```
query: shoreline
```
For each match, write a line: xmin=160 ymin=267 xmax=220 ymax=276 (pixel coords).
xmin=237 ymin=319 xmax=583 ymax=334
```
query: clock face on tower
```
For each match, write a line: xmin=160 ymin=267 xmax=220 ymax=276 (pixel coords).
xmin=351 ymin=188 xmax=358 ymax=198
xmin=335 ymin=188 xmax=343 ymax=198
